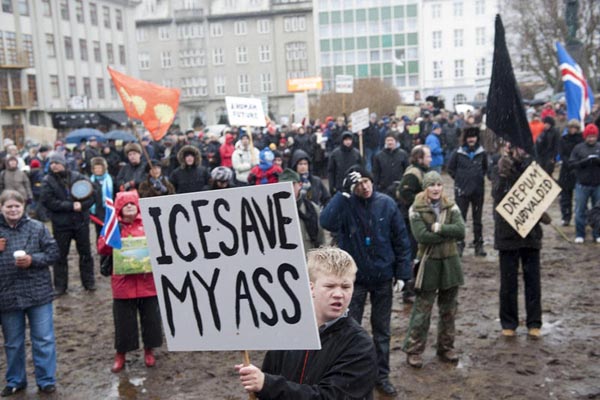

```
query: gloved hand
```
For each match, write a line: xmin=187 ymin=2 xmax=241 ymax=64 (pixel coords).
xmin=540 ymin=212 xmax=552 ymax=225
xmin=497 ymin=156 xmax=514 ymax=178
xmin=342 ymin=170 xmax=362 ymax=198
xmin=432 ymin=222 xmax=441 ymax=233
xmin=393 ymin=279 xmax=405 ymax=292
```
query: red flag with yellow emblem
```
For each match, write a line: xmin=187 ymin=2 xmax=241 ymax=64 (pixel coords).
xmin=108 ymin=67 xmax=180 ymax=141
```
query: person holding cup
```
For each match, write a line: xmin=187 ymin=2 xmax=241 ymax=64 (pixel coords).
xmin=0 ymin=190 xmax=60 ymax=396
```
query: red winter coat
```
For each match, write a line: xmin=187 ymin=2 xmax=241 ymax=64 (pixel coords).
xmin=248 ymin=164 xmax=283 ymax=185
xmin=220 ymin=134 xmax=235 ymax=167
xmin=97 ymin=190 xmax=157 ymax=300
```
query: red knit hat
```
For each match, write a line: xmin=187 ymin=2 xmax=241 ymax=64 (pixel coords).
xmin=583 ymin=124 xmax=599 ymax=139
xmin=30 ymin=159 xmax=41 ymax=168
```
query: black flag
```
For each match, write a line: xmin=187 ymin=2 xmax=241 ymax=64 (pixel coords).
xmin=486 ymin=14 xmax=533 ymax=155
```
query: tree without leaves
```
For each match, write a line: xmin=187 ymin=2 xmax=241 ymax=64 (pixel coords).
xmin=309 ymin=78 xmax=402 ymax=121
xmin=503 ymin=0 xmax=599 ymax=92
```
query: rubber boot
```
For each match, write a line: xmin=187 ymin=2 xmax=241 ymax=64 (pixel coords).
xmin=474 ymin=242 xmax=487 ymax=257
xmin=144 ymin=348 xmax=156 ymax=368
xmin=111 ymin=352 xmax=126 ymax=373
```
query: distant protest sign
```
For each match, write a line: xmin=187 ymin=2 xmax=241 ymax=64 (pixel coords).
xmin=350 ymin=108 xmax=369 ymax=132
xmin=225 ymin=96 xmax=266 ymax=127
xmin=495 ymin=162 xmax=561 ymax=238
xmin=139 ymin=183 xmax=321 ymax=351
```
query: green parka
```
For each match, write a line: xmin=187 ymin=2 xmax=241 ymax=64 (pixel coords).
xmin=409 ymin=192 xmax=465 ymax=291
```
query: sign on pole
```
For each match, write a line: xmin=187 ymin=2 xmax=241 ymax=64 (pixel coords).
xmin=294 ymin=92 xmax=309 ymax=123
xmin=350 ymin=108 xmax=370 ymax=133
xmin=225 ymin=96 xmax=266 ymax=127
xmin=495 ymin=162 xmax=562 ymax=238
xmin=335 ymin=75 xmax=354 ymax=94
xmin=287 ymin=77 xmax=323 ymax=92
xmin=139 ymin=183 xmax=321 ymax=351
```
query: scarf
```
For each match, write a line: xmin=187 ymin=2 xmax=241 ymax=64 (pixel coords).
xmin=90 ymin=172 xmax=113 ymax=214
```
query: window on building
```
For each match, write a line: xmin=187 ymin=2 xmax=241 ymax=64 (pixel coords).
xmin=433 ymin=61 xmax=443 ymax=79
xmin=432 ymin=31 xmax=442 ymax=49
xmin=23 ymin=34 xmax=33 ymax=66
xmin=3 ymin=32 xmax=16 ymax=64
xmin=257 ymin=19 xmax=270 ymax=34
xmin=110 ymin=83 xmax=117 ymax=99
xmin=115 ymin=9 xmax=123 ymax=30
xmin=75 ymin=0 xmax=84 ymax=23
xmin=46 ymin=34 xmax=56 ymax=58
xmin=60 ymin=0 xmax=69 ymax=20
xmin=475 ymin=0 xmax=485 ymax=15
xmin=259 ymin=45 xmax=271 ymax=62
xmin=68 ymin=76 xmax=77 ymax=97
xmin=50 ymin=75 xmax=60 ymax=98
xmin=139 ymin=52 xmax=150 ymax=69
xmin=136 ymin=28 xmax=147 ymax=42
xmin=453 ymin=1 xmax=463 ymax=17
xmin=0 ymin=33 xmax=4 ymax=65
xmin=97 ymin=78 xmax=105 ymax=99
xmin=454 ymin=29 xmax=463 ymax=47
xmin=93 ymin=41 xmax=101 ymax=62
xmin=1 ymin=0 xmax=12 ymax=12
xmin=83 ymin=77 xmax=91 ymax=98
xmin=238 ymin=74 xmax=250 ymax=94
xmin=42 ymin=0 xmax=51 ymax=16
xmin=161 ymin=51 xmax=172 ymax=68
xmin=79 ymin=39 xmax=88 ymax=61
xmin=210 ymin=23 xmax=223 ymax=37
xmin=90 ymin=3 xmax=98 ymax=25
xmin=476 ymin=57 xmax=486 ymax=76
xmin=453 ymin=93 xmax=467 ymax=106
xmin=106 ymin=43 xmax=114 ymax=64
xmin=284 ymin=16 xmax=306 ymax=32
xmin=475 ymin=27 xmax=485 ymax=46
xmin=260 ymin=73 xmax=272 ymax=93
xmin=119 ymin=45 xmax=125 ymax=65
xmin=18 ymin=0 xmax=28 ymax=16
xmin=214 ymin=76 xmax=226 ymax=95
xmin=177 ymin=23 xmax=203 ymax=39
xmin=454 ymin=59 xmax=464 ymax=78
xmin=158 ymin=26 xmax=171 ymax=40
xmin=236 ymin=46 xmax=248 ymax=64
xmin=234 ymin=21 xmax=247 ymax=35
xmin=103 ymin=6 xmax=111 ymax=28
xmin=213 ymin=48 xmax=224 ymax=65
xmin=431 ymin=4 xmax=441 ymax=18
xmin=285 ymin=41 xmax=308 ymax=79
xmin=162 ymin=79 xmax=173 ymax=88
xmin=27 ymin=74 xmax=37 ymax=105
xmin=64 ymin=36 xmax=73 ymax=59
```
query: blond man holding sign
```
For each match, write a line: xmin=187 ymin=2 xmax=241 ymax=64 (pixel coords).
xmin=235 ymin=247 xmax=377 ymax=399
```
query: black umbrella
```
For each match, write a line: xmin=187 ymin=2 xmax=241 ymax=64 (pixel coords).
xmin=486 ymin=14 xmax=533 ymax=155
xmin=105 ymin=130 xmax=138 ymax=142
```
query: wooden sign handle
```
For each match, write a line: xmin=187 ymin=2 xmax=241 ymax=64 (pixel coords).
xmin=242 ymin=350 xmax=257 ymax=400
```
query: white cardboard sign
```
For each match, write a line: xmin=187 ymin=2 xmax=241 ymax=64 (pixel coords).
xmin=495 ymin=161 xmax=561 ymax=238
xmin=350 ymin=108 xmax=370 ymax=132
xmin=139 ymin=183 xmax=320 ymax=351
xmin=335 ymin=75 xmax=354 ymax=94
xmin=225 ymin=96 xmax=266 ymax=127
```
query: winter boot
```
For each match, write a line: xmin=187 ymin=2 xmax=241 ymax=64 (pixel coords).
xmin=144 ymin=348 xmax=156 ymax=367
xmin=457 ymin=241 xmax=465 ymax=257
xmin=111 ymin=352 xmax=126 ymax=373
xmin=474 ymin=242 xmax=487 ymax=257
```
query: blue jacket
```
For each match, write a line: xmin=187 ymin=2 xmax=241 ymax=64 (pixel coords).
xmin=425 ymin=133 xmax=444 ymax=168
xmin=320 ymin=191 xmax=412 ymax=284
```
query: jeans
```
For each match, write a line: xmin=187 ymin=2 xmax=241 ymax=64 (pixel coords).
xmin=364 ymin=147 xmax=377 ymax=172
xmin=349 ymin=280 xmax=393 ymax=383
xmin=499 ymin=248 xmax=541 ymax=330
xmin=574 ymin=184 xmax=600 ymax=239
xmin=0 ymin=303 xmax=57 ymax=388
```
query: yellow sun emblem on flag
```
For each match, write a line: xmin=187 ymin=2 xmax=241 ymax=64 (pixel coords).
xmin=154 ymin=104 xmax=175 ymax=123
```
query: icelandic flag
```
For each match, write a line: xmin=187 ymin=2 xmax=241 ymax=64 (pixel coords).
xmin=100 ymin=197 xmax=121 ymax=249
xmin=556 ymin=42 xmax=594 ymax=128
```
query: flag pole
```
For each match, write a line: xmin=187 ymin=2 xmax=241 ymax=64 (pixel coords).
xmin=130 ymin=121 xmax=155 ymax=170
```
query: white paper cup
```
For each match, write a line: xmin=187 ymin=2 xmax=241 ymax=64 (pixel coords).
xmin=13 ymin=250 xmax=26 ymax=259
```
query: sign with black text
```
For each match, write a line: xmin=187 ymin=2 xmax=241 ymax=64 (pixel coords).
xmin=350 ymin=108 xmax=369 ymax=133
xmin=225 ymin=96 xmax=266 ymax=127
xmin=139 ymin=183 xmax=320 ymax=351
xmin=495 ymin=162 xmax=561 ymax=238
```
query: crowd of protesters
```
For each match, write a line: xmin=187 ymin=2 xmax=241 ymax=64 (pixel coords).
xmin=0 ymin=97 xmax=599 ymax=398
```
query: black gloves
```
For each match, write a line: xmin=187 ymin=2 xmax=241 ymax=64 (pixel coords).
xmin=342 ymin=170 xmax=363 ymax=196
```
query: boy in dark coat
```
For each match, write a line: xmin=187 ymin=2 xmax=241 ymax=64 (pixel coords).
xmin=236 ymin=247 xmax=377 ymax=399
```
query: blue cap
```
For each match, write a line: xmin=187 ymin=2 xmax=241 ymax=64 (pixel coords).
xmin=432 ymin=123 xmax=441 ymax=130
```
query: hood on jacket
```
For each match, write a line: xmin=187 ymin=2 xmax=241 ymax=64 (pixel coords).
xmin=225 ymin=133 xmax=235 ymax=145
xmin=412 ymin=191 xmax=454 ymax=213
xmin=291 ymin=149 xmax=311 ymax=169
xmin=176 ymin=145 xmax=201 ymax=168
xmin=115 ymin=190 xmax=142 ymax=223
xmin=4 ymin=155 xmax=19 ymax=170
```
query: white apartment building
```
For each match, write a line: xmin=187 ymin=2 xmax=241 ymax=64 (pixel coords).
xmin=135 ymin=0 xmax=316 ymax=128
xmin=420 ymin=0 xmax=499 ymax=109
xmin=0 ymin=0 xmax=139 ymax=145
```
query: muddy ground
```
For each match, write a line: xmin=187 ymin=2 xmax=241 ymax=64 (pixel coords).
xmin=1 ymin=172 xmax=599 ymax=399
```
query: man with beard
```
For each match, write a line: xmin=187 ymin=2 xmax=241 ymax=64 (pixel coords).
xmin=447 ymin=127 xmax=488 ymax=257
xmin=327 ymin=131 xmax=361 ymax=194
xmin=373 ymin=133 xmax=409 ymax=196
xmin=40 ymin=152 xmax=95 ymax=295
xmin=116 ymin=143 xmax=146 ymax=192
xmin=170 ymin=145 xmax=210 ymax=193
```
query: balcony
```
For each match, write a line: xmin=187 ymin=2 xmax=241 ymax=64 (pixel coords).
xmin=0 ymin=90 xmax=34 ymax=110
xmin=0 ymin=51 xmax=30 ymax=69
xmin=174 ymin=8 xmax=204 ymax=21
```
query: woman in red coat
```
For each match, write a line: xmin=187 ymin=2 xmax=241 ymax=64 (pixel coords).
xmin=98 ymin=190 xmax=162 ymax=373
xmin=219 ymin=133 xmax=236 ymax=168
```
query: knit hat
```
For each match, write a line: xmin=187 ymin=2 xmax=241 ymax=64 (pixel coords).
xmin=211 ymin=166 xmax=233 ymax=182
xmin=48 ymin=151 xmax=66 ymax=166
xmin=567 ymin=119 xmax=581 ymax=129
xmin=422 ymin=171 xmax=443 ymax=188
xmin=30 ymin=159 xmax=41 ymax=169
xmin=345 ymin=165 xmax=373 ymax=183
xmin=583 ymin=123 xmax=599 ymax=139
xmin=39 ymin=145 xmax=50 ymax=153
xmin=260 ymin=148 xmax=275 ymax=163
xmin=432 ymin=123 xmax=441 ymax=131
xmin=342 ymin=131 xmax=353 ymax=140
xmin=124 ymin=142 xmax=142 ymax=155
xmin=278 ymin=168 xmax=300 ymax=183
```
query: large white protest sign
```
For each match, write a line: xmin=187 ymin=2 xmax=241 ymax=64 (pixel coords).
xmin=495 ymin=162 xmax=561 ymax=238
xmin=335 ymin=75 xmax=354 ymax=94
xmin=350 ymin=108 xmax=369 ymax=133
xmin=139 ymin=183 xmax=320 ymax=351
xmin=225 ymin=96 xmax=266 ymax=127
